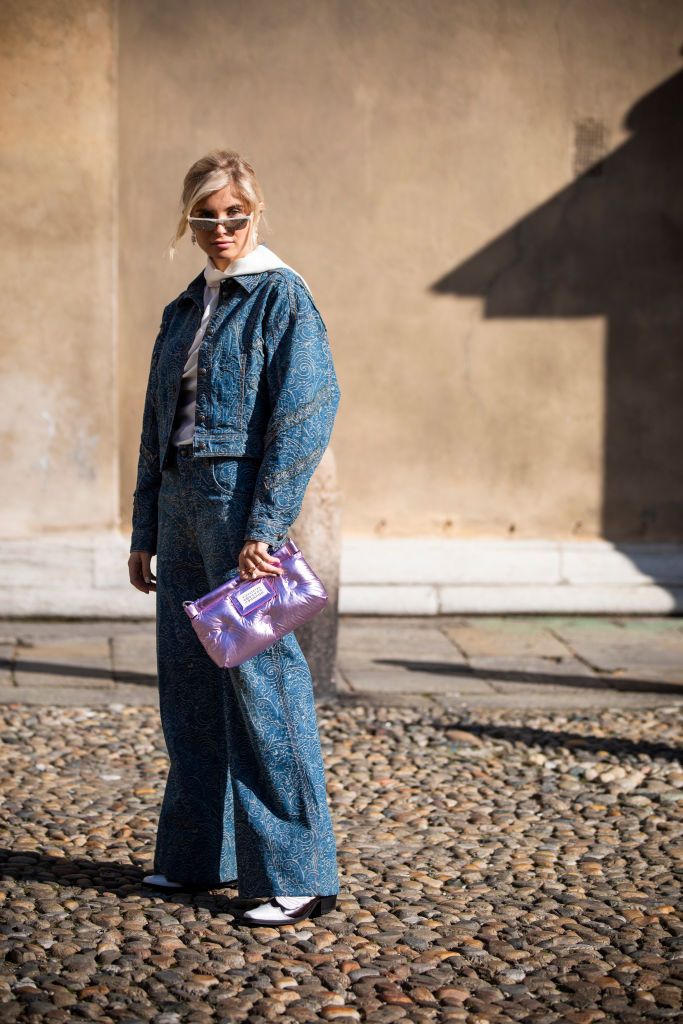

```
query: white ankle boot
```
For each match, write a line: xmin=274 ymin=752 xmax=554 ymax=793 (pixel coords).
xmin=143 ymin=873 xmax=183 ymax=890
xmin=239 ymin=894 xmax=337 ymax=925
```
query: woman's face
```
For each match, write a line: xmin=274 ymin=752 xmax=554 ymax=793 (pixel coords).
xmin=189 ymin=185 xmax=257 ymax=270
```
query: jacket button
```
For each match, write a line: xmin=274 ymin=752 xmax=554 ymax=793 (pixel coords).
xmin=199 ymin=367 xmax=207 ymax=375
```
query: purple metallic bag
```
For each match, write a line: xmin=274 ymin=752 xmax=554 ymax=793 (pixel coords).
xmin=182 ymin=538 xmax=328 ymax=668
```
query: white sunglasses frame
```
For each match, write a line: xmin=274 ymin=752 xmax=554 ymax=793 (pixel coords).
xmin=186 ymin=211 xmax=254 ymax=233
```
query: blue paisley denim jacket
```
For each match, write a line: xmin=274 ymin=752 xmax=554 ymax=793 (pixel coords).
xmin=130 ymin=268 xmax=341 ymax=556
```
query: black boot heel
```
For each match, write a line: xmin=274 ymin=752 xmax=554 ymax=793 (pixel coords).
xmin=310 ymin=895 xmax=337 ymax=918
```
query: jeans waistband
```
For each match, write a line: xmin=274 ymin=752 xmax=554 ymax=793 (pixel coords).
xmin=168 ymin=443 xmax=195 ymax=464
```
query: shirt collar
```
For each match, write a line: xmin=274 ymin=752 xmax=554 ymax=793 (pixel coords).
xmin=203 ymin=243 xmax=287 ymax=289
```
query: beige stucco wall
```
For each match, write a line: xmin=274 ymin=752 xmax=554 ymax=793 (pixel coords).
xmin=2 ymin=0 xmax=682 ymax=558
xmin=118 ymin=0 xmax=683 ymax=544
xmin=0 ymin=0 xmax=117 ymax=538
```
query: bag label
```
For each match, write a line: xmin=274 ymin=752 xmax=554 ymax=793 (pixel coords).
xmin=233 ymin=579 xmax=271 ymax=613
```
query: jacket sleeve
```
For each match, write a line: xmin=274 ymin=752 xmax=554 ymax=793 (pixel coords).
xmin=129 ymin=303 xmax=173 ymax=555
xmin=243 ymin=277 xmax=341 ymax=549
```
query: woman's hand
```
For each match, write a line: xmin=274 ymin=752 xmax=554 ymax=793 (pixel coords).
xmin=239 ymin=540 xmax=284 ymax=580
xmin=129 ymin=551 xmax=156 ymax=593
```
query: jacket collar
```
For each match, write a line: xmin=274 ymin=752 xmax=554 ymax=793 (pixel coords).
xmin=179 ymin=243 xmax=311 ymax=309
xmin=179 ymin=268 xmax=263 ymax=308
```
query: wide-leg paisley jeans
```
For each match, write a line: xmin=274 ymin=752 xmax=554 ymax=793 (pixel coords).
xmin=152 ymin=442 xmax=340 ymax=899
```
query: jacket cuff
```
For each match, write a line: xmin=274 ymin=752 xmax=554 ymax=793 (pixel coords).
xmin=243 ymin=524 xmax=289 ymax=550
xmin=130 ymin=528 xmax=158 ymax=556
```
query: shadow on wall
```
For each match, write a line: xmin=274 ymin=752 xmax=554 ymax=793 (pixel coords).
xmin=433 ymin=68 xmax=683 ymax=563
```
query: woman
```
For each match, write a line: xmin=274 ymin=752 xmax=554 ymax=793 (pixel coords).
xmin=127 ymin=149 xmax=341 ymax=925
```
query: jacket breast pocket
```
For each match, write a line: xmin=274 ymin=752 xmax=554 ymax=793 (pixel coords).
xmin=236 ymin=335 xmax=266 ymax=429
xmin=242 ymin=334 xmax=264 ymax=376
xmin=214 ymin=326 xmax=266 ymax=431
xmin=213 ymin=338 xmax=244 ymax=430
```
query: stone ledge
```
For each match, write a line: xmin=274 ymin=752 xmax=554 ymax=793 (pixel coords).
xmin=0 ymin=532 xmax=681 ymax=617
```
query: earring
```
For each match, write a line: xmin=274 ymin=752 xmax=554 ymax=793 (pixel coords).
xmin=191 ymin=234 xmax=197 ymax=245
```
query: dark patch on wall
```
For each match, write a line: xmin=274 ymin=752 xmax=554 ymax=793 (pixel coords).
xmin=573 ymin=117 xmax=609 ymax=177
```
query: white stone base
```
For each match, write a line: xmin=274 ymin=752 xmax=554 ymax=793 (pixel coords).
xmin=339 ymin=537 xmax=683 ymax=615
xmin=0 ymin=532 xmax=682 ymax=617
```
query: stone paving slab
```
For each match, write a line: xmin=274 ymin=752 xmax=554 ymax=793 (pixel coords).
xmin=111 ymin=633 xmax=157 ymax=683
xmin=440 ymin=618 xmax=569 ymax=658
xmin=432 ymin=687 xmax=683 ymax=711
xmin=338 ymin=668 xmax=499 ymax=697
xmin=338 ymin=618 xmax=468 ymax=666
xmin=546 ymin=617 xmax=683 ymax=675
xmin=13 ymin=638 xmax=114 ymax=689
xmin=0 ymin=644 xmax=12 ymax=687
xmin=609 ymin=668 xmax=683 ymax=688
xmin=467 ymin=654 xmax=596 ymax=683
xmin=0 ymin=684 xmax=159 ymax=708
xmin=542 ymin=615 xmax=683 ymax=636
xmin=0 ymin=619 xmax=156 ymax=646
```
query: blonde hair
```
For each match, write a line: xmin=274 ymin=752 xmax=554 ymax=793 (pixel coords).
xmin=167 ymin=149 xmax=269 ymax=260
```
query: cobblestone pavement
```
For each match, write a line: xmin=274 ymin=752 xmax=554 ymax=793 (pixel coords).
xmin=0 ymin=617 xmax=682 ymax=1021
